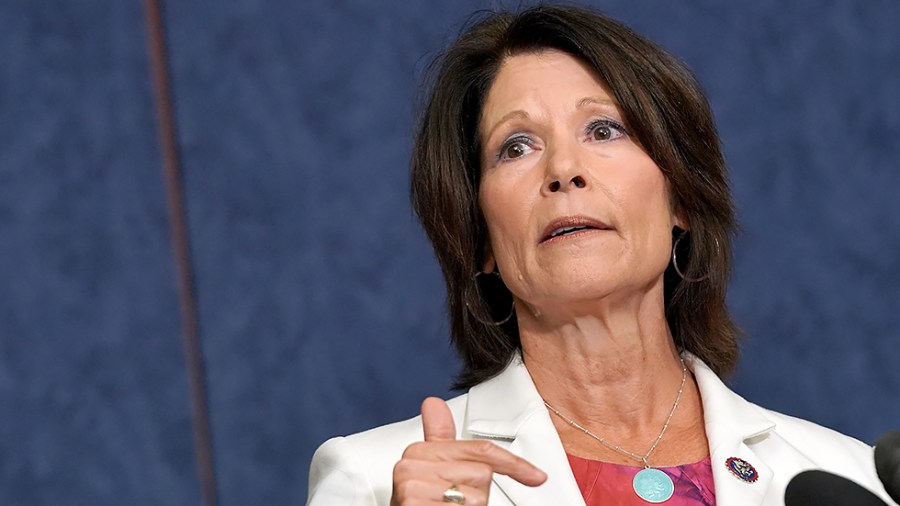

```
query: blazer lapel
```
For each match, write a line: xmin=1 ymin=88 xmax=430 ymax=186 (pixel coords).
xmin=462 ymin=353 xmax=813 ymax=505
xmin=709 ymin=438 xmax=775 ymax=505
xmin=463 ymin=357 xmax=586 ymax=506
xmin=688 ymin=354 xmax=785 ymax=505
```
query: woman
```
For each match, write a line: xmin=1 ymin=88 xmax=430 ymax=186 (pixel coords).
xmin=307 ymin=6 xmax=893 ymax=505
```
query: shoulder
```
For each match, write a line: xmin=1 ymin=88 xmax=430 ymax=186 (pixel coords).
xmin=687 ymin=354 xmax=885 ymax=492
xmin=761 ymin=406 xmax=872 ymax=454
xmin=307 ymin=394 xmax=469 ymax=505
xmin=756 ymin=404 xmax=877 ymax=475
xmin=690 ymin=352 xmax=871 ymax=460
xmin=752 ymin=402 xmax=897 ymax=502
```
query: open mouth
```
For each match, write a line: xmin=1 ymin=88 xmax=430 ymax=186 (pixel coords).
xmin=540 ymin=218 xmax=612 ymax=243
xmin=548 ymin=225 xmax=594 ymax=239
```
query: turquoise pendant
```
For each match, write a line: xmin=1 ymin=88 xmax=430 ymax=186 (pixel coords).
xmin=632 ymin=468 xmax=674 ymax=503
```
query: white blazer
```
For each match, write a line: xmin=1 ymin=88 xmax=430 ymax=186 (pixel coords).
xmin=307 ymin=353 xmax=895 ymax=505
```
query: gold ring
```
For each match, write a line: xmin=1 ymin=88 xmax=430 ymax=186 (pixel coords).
xmin=442 ymin=484 xmax=465 ymax=504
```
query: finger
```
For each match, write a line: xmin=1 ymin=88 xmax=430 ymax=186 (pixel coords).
xmin=421 ymin=397 xmax=456 ymax=442
xmin=404 ymin=440 xmax=547 ymax=487
xmin=393 ymin=478 xmax=487 ymax=506
xmin=393 ymin=458 xmax=494 ymax=490
xmin=434 ymin=483 xmax=486 ymax=506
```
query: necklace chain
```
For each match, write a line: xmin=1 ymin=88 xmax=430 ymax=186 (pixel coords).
xmin=543 ymin=358 xmax=687 ymax=469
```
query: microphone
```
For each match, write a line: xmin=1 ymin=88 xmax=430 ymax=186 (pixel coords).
xmin=876 ymin=431 xmax=900 ymax=504
xmin=784 ymin=470 xmax=888 ymax=506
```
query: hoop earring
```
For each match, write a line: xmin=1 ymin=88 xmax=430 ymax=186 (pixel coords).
xmin=465 ymin=271 xmax=516 ymax=326
xmin=672 ymin=230 xmax=711 ymax=283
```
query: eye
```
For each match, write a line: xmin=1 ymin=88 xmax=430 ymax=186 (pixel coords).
xmin=498 ymin=135 xmax=534 ymax=162
xmin=586 ymin=119 xmax=628 ymax=143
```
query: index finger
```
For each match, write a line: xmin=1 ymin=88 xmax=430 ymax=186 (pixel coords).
xmin=405 ymin=439 xmax=548 ymax=487
xmin=456 ymin=440 xmax=547 ymax=487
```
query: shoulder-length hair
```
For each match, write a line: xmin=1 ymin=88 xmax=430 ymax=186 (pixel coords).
xmin=411 ymin=5 xmax=739 ymax=389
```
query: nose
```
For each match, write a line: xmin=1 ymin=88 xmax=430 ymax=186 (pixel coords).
xmin=543 ymin=141 xmax=589 ymax=194
xmin=547 ymin=175 xmax=586 ymax=192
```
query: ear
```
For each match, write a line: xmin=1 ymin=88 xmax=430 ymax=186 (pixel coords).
xmin=481 ymin=250 xmax=497 ymax=274
xmin=480 ymin=237 xmax=497 ymax=273
xmin=672 ymin=210 xmax=688 ymax=232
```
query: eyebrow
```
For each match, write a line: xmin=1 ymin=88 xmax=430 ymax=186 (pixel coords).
xmin=482 ymin=96 xmax=619 ymax=142
xmin=482 ymin=110 xmax=530 ymax=142
xmin=577 ymin=96 xmax=617 ymax=109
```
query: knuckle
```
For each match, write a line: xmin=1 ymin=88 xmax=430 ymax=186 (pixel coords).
xmin=392 ymin=458 xmax=415 ymax=478
xmin=469 ymin=440 xmax=498 ymax=457
xmin=471 ymin=463 xmax=494 ymax=487
xmin=401 ymin=441 xmax=425 ymax=459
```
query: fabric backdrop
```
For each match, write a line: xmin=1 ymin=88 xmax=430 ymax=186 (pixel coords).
xmin=1 ymin=0 xmax=898 ymax=504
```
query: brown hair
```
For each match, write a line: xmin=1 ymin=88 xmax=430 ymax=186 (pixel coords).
xmin=411 ymin=5 xmax=739 ymax=389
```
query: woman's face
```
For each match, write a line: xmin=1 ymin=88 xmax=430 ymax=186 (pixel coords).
xmin=478 ymin=49 xmax=683 ymax=312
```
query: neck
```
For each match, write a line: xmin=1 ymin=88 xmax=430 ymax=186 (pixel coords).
xmin=516 ymin=286 xmax=689 ymax=439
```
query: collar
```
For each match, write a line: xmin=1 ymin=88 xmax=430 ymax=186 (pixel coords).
xmin=686 ymin=352 xmax=779 ymax=504
xmin=464 ymin=355 xmax=546 ymax=440
xmin=464 ymin=352 xmax=778 ymax=442
xmin=462 ymin=352 xmax=783 ymax=505
xmin=684 ymin=352 xmax=776 ymax=443
xmin=463 ymin=355 xmax=586 ymax=504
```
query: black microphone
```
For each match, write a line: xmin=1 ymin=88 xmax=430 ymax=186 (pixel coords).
xmin=784 ymin=470 xmax=888 ymax=506
xmin=876 ymin=431 xmax=900 ymax=504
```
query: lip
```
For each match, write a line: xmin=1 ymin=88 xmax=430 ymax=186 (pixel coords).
xmin=539 ymin=215 xmax=614 ymax=244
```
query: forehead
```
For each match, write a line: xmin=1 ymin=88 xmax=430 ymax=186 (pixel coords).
xmin=479 ymin=49 xmax=617 ymax=131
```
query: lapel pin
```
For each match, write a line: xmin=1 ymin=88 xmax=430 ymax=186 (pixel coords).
xmin=725 ymin=457 xmax=759 ymax=483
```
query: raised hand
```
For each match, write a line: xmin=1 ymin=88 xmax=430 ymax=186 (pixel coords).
xmin=390 ymin=397 xmax=546 ymax=505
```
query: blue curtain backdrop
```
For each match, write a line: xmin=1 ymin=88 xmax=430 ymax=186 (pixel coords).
xmin=1 ymin=0 xmax=898 ymax=504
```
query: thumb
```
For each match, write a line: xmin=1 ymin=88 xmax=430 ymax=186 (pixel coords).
xmin=421 ymin=397 xmax=457 ymax=442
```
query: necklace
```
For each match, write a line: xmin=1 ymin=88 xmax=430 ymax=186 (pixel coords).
xmin=544 ymin=358 xmax=687 ymax=503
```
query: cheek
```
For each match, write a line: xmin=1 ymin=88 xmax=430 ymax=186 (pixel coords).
xmin=479 ymin=184 xmax=504 ymax=241
xmin=624 ymin=164 xmax=674 ymax=223
xmin=478 ymin=183 xmax=507 ymax=264
xmin=479 ymin=178 xmax=536 ymax=266
xmin=613 ymin=166 xmax=677 ymax=256
xmin=481 ymin=173 xmax=518 ymax=229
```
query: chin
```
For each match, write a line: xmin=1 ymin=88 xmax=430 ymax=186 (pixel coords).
xmin=534 ymin=274 xmax=619 ymax=304
xmin=528 ymin=267 xmax=664 ymax=308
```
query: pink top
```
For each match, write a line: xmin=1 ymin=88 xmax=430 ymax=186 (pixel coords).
xmin=567 ymin=454 xmax=716 ymax=505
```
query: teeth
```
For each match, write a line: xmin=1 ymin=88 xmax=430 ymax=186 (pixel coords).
xmin=551 ymin=225 xmax=588 ymax=238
